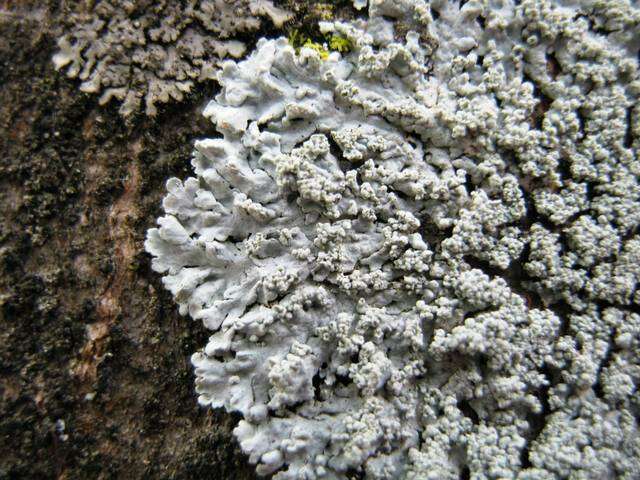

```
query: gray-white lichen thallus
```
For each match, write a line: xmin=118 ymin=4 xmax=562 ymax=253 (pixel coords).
xmin=53 ymin=0 xmax=291 ymax=117
xmin=146 ymin=0 xmax=640 ymax=478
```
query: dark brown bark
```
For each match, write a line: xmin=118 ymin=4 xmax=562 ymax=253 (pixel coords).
xmin=0 ymin=4 xmax=254 ymax=479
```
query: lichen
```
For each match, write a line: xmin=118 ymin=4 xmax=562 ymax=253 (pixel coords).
xmin=52 ymin=0 xmax=292 ymax=117
xmin=146 ymin=0 xmax=640 ymax=478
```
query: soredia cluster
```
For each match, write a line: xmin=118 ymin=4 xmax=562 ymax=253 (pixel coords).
xmin=53 ymin=0 xmax=291 ymax=116
xmin=146 ymin=0 xmax=640 ymax=478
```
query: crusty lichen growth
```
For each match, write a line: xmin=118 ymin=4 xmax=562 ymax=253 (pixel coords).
xmin=146 ymin=0 xmax=640 ymax=478
xmin=52 ymin=0 xmax=291 ymax=117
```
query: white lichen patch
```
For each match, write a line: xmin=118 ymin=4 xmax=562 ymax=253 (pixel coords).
xmin=146 ymin=0 xmax=640 ymax=478
xmin=53 ymin=0 xmax=291 ymax=117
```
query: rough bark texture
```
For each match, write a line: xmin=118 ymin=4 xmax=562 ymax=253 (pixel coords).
xmin=0 ymin=1 xmax=356 ymax=478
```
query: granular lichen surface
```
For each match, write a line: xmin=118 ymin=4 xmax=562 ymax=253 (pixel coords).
xmin=145 ymin=0 xmax=640 ymax=478
xmin=53 ymin=0 xmax=292 ymax=117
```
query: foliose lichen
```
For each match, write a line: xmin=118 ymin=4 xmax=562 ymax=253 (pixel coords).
xmin=146 ymin=0 xmax=640 ymax=478
xmin=52 ymin=0 xmax=291 ymax=117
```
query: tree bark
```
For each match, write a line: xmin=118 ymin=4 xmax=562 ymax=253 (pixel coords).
xmin=0 ymin=3 xmax=260 ymax=478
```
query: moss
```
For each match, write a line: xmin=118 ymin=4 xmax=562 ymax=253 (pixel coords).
xmin=302 ymin=38 xmax=330 ymax=59
xmin=328 ymin=34 xmax=353 ymax=53
xmin=288 ymin=29 xmax=352 ymax=59
xmin=309 ymin=2 xmax=335 ymax=21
